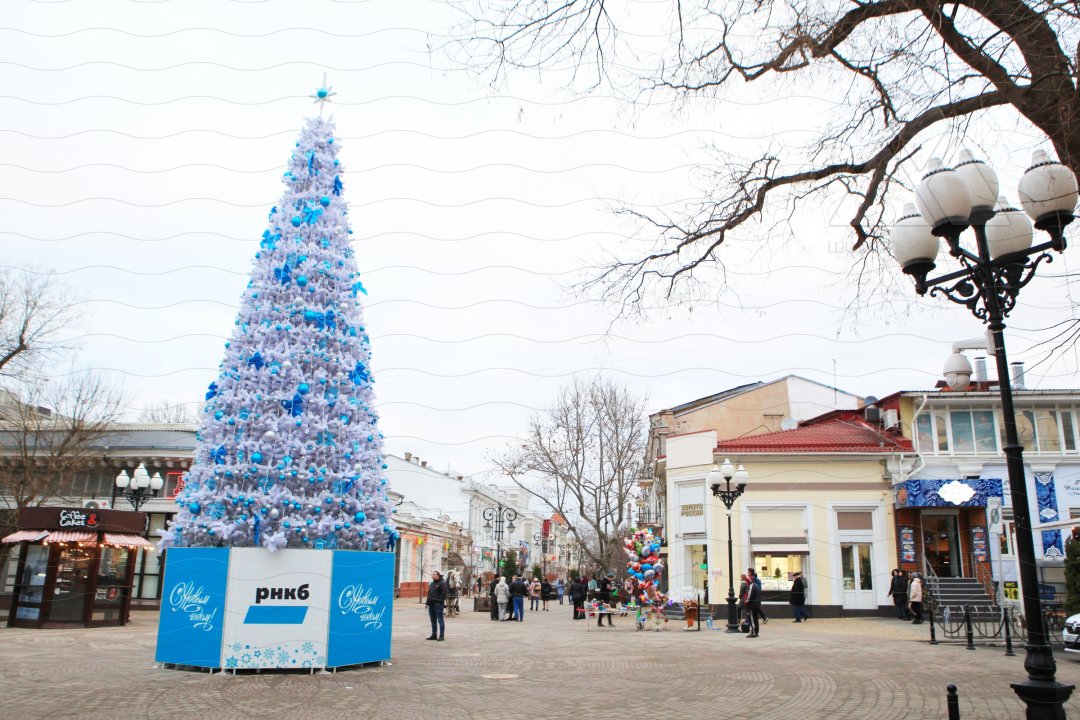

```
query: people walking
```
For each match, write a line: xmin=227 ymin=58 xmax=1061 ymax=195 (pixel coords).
xmin=541 ymin=578 xmax=552 ymax=611
xmin=789 ymin=571 xmax=809 ymax=622
xmin=888 ymin=569 xmax=911 ymax=619
xmin=556 ymin=578 xmax=565 ymax=605
xmin=495 ymin=576 xmax=511 ymax=621
xmin=571 ymin=576 xmax=587 ymax=619
xmin=425 ymin=570 xmax=447 ymax=641
xmin=748 ymin=568 xmax=768 ymax=624
xmin=908 ymin=573 xmax=924 ymax=624
xmin=510 ymin=575 xmax=528 ymax=621
xmin=745 ymin=575 xmax=763 ymax=637
xmin=596 ymin=573 xmax=615 ymax=627
xmin=488 ymin=575 xmax=500 ymax=621
xmin=529 ymin=577 xmax=541 ymax=611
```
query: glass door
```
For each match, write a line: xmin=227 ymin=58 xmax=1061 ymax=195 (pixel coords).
xmin=922 ymin=514 xmax=962 ymax=577
xmin=841 ymin=543 xmax=875 ymax=609
xmin=689 ymin=544 xmax=707 ymax=602
xmin=49 ymin=545 xmax=93 ymax=622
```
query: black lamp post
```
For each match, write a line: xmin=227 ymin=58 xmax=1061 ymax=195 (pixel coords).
xmin=113 ymin=464 xmax=163 ymax=512
xmin=708 ymin=458 xmax=748 ymax=633
xmin=533 ymin=530 xmax=550 ymax=577
xmin=893 ymin=149 xmax=1077 ymax=719
xmin=483 ymin=504 xmax=517 ymax=577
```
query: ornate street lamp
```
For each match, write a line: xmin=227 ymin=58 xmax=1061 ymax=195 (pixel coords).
xmin=893 ymin=149 xmax=1077 ymax=718
xmin=708 ymin=458 xmax=748 ymax=633
xmin=483 ymin=504 xmax=517 ymax=576
xmin=114 ymin=464 xmax=163 ymax=512
xmin=533 ymin=529 xmax=551 ymax=577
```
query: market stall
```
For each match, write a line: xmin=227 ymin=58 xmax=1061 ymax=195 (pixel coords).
xmin=3 ymin=506 xmax=153 ymax=628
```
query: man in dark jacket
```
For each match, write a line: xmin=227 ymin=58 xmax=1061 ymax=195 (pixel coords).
xmin=596 ymin=573 xmax=615 ymax=626
xmin=509 ymin=575 xmax=528 ymax=621
xmin=888 ymin=569 xmax=910 ymax=619
xmin=425 ymin=571 xmax=448 ymax=641
xmin=789 ymin=572 xmax=808 ymax=622
xmin=745 ymin=579 xmax=763 ymax=637
xmin=570 ymin=577 xmax=587 ymax=619
xmin=488 ymin=575 xmax=500 ymax=621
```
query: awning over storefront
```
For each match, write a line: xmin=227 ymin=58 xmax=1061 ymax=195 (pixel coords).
xmin=1 ymin=530 xmax=49 ymax=543
xmin=750 ymin=536 xmax=810 ymax=553
xmin=45 ymin=530 xmax=97 ymax=543
xmin=102 ymin=533 xmax=154 ymax=548
xmin=894 ymin=478 xmax=1003 ymax=508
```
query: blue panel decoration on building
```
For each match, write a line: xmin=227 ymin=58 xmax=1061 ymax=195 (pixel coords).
xmin=155 ymin=547 xmax=229 ymax=667
xmin=894 ymin=478 xmax=1004 ymax=508
xmin=1035 ymin=472 xmax=1065 ymax=560
xmin=327 ymin=550 xmax=394 ymax=668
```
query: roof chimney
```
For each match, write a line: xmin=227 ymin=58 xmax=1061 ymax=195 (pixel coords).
xmin=404 ymin=452 xmax=412 ymax=462
xmin=421 ymin=460 xmax=428 ymax=468
xmin=974 ymin=357 xmax=988 ymax=384
xmin=1011 ymin=362 xmax=1026 ymax=390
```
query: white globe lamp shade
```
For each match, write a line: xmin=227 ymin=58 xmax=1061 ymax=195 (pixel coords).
xmin=892 ymin=203 xmax=939 ymax=273
xmin=150 ymin=472 xmax=164 ymax=491
xmin=954 ymin=149 xmax=999 ymax=214
xmin=916 ymin=158 xmax=973 ymax=227
xmin=1018 ymin=150 xmax=1078 ymax=223
xmin=734 ymin=465 xmax=749 ymax=487
xmin=115 ymin=470 xmax=130 ymax=489
xmin=706 ymin=465 xmax=724 ymax=486
xmin=133 ymin=464 xmax=151 ymax=489
xmin=986 ymin=196 xmax=1034 ymax=260
xmin=944 ymin=351 xmax=974 ymax=391
xmin=720 ymin=457 xmax=735 ymax=480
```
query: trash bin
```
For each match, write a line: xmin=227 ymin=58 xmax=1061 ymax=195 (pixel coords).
xmin=474 ymin=596 xmax=492 ymax=613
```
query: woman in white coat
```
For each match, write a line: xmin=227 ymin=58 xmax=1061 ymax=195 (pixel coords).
xmin=495 ymin=576 xmax=511 ymax=621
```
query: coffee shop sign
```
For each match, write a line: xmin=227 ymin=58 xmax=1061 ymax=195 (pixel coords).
xmin=59 ymin=509 xmax=99 ymax=528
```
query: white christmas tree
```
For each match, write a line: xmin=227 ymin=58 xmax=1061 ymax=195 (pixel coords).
xmin=161 ymin=92 xmax=396 ymax=553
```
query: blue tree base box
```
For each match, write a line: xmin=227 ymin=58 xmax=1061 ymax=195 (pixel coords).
xmin=155 ymin=547 xmax=393 ymax=670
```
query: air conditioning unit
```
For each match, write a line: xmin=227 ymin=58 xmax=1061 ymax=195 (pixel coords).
xmin=882 ymin=409 xmax=900 ymax=429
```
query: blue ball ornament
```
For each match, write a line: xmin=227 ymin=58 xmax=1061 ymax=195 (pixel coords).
xmin=319 ymin=196 xmax=330 ymax=207
xmin=251 ymin=452 xmax=263 ymax=463
xmin=189 ymin=503 xmax=201 ymax=515
xmin=291 ymin=216 xmax=302 ymax=227
xmin=296 ymin=275 xmax=307 ymax=286
xmin=317 ymin=88 xmax=328 ymax=98
xmin=354 ymin=511 xmax=366 ymax=522
xmin=214 ymin=411 xmax=223 ymax=420
xmin=284 ymin=521 xmax=291 ymax=528
xmin=298 ymin=383 xmax=310 ymax=394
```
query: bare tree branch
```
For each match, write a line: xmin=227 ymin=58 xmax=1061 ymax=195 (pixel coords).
xmin=489 ymin=375 xmax=648 ymax=570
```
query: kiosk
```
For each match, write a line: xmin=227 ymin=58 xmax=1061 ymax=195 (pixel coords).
xmin=3 ymin=506 xmax=152 ymax=628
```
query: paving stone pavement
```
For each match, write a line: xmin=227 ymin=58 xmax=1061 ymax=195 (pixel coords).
xmin=4 ymin=599 xmax=1080 ymax=719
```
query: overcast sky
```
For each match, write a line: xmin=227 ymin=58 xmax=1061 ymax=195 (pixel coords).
xmin=5 ymin=0 xmax=1079 ymax=480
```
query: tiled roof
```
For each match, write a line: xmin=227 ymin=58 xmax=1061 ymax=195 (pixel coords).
xmin=715 ymin=417 xmax=910 ymax=454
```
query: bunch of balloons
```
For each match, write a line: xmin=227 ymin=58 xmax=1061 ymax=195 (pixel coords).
xmin=624 ymin=528 xmax=664 ymax=592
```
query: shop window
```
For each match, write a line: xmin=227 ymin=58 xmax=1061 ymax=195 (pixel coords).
xmin=15 ymin=545 xmax=48 ymax=621
xmin=1036 ymin=411 xmax=1062 ymax=453
xmin=950 ymin=411 xmax=975 ymax=453
xmin=751 ymin=553 xmax=803 ymax=591
xmin=916 ymin=414 xmax=934 ymax=453
xmin=1063 ymin=411 xmax=1078 ymax=451
xmin=689 ymin=544 xmax=707 ymax=593
xmin=973 ymin=411 xmax=997 ymax=452
xmin=935 ymin=411 xmax=949 ymax=452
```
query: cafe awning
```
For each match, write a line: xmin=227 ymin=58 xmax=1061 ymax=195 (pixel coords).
xmin=45 ymin=530 xmax=97 ymax=543
xmin=1 ymin=530 xmax=49 ymax=543
xmin=103 ymin=533 xmax=154 ymax=549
